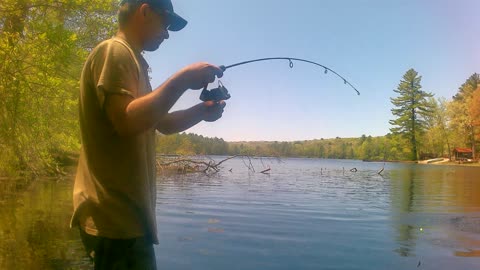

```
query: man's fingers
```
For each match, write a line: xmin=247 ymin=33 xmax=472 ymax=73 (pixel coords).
xmin=217 ymin=100 xmax=226 ymax=109
xmin=203 ymin=100 xmax=225 ymax=122
xmin=211 ymin=65 xmax=224 ymax=78
xmin=204 ymin=100 xmax=226 ymax=108
xmin=206 ymin=64 xmax=223 ymax=78
xmin=208 ymin=73 xmax=215 ymax=83
xmin=204 ymin=100 xmax=216 ymax=107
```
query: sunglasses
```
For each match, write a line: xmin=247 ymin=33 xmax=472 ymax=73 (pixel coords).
xmin=151 ymin=8 xmax=172 ymax=30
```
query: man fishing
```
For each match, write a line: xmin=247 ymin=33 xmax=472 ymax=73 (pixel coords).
xmin=70 ymin=0 xmax=225 ymax=269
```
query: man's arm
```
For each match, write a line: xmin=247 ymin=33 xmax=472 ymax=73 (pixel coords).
xmin=105 ymin=63 xmax=223 ymax=137
xmin=106 ymin=76 xmax=185 ymax=137
xmin=155 ymin=101 xmax=226 ymax=134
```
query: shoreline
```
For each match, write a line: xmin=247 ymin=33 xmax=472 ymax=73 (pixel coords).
xmin=416 ymin=157 xmax=480 ymax=167
xmin=423 ymin=161 xmax=480 ymax=167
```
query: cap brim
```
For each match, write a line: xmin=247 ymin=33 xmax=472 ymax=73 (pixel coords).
xmin=166 ymin=11 xmax=187 ymax=31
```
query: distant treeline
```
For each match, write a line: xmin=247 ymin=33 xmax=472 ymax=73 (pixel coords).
xmin=156 ymin=133 xmax=412 ymax=161
xmin=156 ymin=133 xmax=229 ymax=156
xmin=157 ymin=70 xmax=480 ymax=162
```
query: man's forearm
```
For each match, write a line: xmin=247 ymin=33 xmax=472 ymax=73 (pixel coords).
xmin=106 ymin=62 xmax=224 ymax=137
xmin=120 ymin=76 xmax=187 ymax=136
xmin=155 ymin=103 xmax=205 ymax=134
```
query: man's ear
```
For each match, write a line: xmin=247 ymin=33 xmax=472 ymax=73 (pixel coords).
xmin=138 ymin=3 xmax=155 ymax=21
xmin=138 ymin=3 xmax=149 ymax=18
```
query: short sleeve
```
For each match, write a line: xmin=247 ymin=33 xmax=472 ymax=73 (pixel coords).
xmin=90 ymin=40 xmax=139 ymax=108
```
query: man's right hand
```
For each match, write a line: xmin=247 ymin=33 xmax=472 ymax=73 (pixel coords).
xmin=173 ymin=62 xmax=224 ymax=90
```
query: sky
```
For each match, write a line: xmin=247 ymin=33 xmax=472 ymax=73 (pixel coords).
xmin=143 ymin=0 xmax=480 ymax=142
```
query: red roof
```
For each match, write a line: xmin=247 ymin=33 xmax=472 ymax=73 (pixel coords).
xmin=453 ymin=147 xmax=473 ymax=153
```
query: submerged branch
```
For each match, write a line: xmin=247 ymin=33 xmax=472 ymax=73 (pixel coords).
xmin=157 ymin=155 xmax=278 ymax=175
xmin=260 ymin=168 xmax=271 ymax=174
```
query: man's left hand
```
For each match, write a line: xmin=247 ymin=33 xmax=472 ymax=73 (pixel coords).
xmin=203 ymin=100 xmax=226 ymax=122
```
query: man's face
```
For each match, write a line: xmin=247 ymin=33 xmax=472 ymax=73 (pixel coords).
xmin=141 ymin=5 xmax=170 ymax=51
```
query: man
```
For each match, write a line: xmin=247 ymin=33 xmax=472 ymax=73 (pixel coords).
xmin=70 ymin=0 xmax=225 ymax=269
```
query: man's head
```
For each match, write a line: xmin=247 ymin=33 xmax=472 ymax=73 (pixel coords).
xmin=118 ymin=0 xmax=187 ymax=51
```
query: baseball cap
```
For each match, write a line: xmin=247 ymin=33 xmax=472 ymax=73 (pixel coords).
xmin=120 ymin=0 xmax=188 ymax=31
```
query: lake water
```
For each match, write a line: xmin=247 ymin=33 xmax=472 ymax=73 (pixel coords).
xmin=1 ymin=158 xmax=480 ymax=269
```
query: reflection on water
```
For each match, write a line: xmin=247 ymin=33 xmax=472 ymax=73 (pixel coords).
xmin=390 ymin=166 xmax=480 ymax=262
xmin=0 ymin=158 xmax=479 ymax=269
xmin=0 ymin=178 xmax=89 ymax=269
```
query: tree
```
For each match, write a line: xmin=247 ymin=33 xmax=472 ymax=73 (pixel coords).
xmin=453 ymin=73 xmax=480 ymax=102
xmin=449 ymin=74 xmax=480 ymax=159
xmin=470 ymin=87 xmax=480 ymax=126
xmin=0 ymin=0 xmax=118 ymax=175
xmin=390 ymin=69 xmax=434 ymax=161
xmin=417 ymin=97 xmax=455 ymax=159
xmin=425 ymin=98 xmax=451 ymax=158
xmin=469 ymin=86 xmax=480 ymax=157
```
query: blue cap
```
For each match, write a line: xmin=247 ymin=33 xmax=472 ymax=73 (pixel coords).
xmin=120 ymin=0 xmax=187 ymax=31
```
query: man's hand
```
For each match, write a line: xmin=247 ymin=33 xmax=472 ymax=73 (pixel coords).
xmin=172 ymin=62 xmax=224 ymax=90
xmin=202 ymin=100 xmax=226 ymax=122
xmin=155 ymin=100 xmax=226 ymax=134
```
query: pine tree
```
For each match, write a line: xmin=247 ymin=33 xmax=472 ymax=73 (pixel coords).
xmin=453 ymin=73 xmax=479 ymax=101
xmin=389 ymin=69 xmax=434 ymax=161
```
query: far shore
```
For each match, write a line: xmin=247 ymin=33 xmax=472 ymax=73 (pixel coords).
xmin=415 ymin=158 xmax=480 ymax=167
xmin=423 ymin=161 xmax=480 ymax=167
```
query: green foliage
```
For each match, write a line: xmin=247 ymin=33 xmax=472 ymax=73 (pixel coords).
xmin=156 ymin=133 xmax=413 ymax=161
xmin=389 ymin=69 xmax=434 ymax=160
xmin=421 ymin=97 xmax=452 ymax=158
xmin=0 ymin=0 xmax=117 ymax=176
xmin=156 ymin=133 xmax=228 ymax=156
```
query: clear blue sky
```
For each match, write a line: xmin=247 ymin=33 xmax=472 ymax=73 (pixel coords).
xmin=143 ymin=0 xmax=480 ymax=142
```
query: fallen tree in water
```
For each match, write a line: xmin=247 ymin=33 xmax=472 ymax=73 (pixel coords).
xmin=157 ymin=155 xmax=276 ymax=175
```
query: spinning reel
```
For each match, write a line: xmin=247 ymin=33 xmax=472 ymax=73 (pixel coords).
xmin=200 ymin=80 xmax=231 ymax=102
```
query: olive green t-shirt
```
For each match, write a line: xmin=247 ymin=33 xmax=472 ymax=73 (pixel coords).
xmin=71 ymin=37 xmax=158 ymax=244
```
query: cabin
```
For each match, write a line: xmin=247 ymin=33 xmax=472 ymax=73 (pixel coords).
xmin=452 ymin=147 xmax=473 ymax=161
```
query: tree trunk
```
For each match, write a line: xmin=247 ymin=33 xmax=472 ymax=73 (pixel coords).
xmin=411 ymin=108 xmax=417 ymax=161
xmin=446 ymin=138 xmax=452 ymax=160
xmin=472 ymin=125 xmax=476 ymax=160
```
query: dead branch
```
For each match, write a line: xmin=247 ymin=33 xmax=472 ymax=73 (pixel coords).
xmin=260 ymin=168 xmax=271 ymax=174
xmin=215 ymin=155 xmax=239 ymax=167
xmin=157 ymin=155 xmax=280 ymax=175
xmin=243 ymin=156 xmax=255 ymax=172
xmin=160 ymin=158 xmax=211 ymax=167
xmin=377 ymin=163 xmax=385 ymax=175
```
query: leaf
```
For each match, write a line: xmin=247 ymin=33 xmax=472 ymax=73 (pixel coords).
xmin=207 ymin=218 xmax=220 ymax=224
xmin=207 ymin=228 xmax=224 ymax=233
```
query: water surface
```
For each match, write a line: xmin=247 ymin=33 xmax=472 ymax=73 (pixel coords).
xmin=154 ymin=158 xmax=480 ymax=270
xmin=1 ymin=158 xmax=479 ymax=269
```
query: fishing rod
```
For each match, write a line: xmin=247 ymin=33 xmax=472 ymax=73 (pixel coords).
xmin=199 ymin=57 xmax=360 ymax=102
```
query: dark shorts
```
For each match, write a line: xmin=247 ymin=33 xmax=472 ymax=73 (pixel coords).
xmin=79 ymin=229 xmax=157 ymax=270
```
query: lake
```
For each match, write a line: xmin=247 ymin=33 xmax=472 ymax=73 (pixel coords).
xmin=1 ymin=158 xmax=480 ymax=269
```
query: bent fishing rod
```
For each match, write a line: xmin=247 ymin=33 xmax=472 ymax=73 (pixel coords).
xmin=200 ymin=57 xmax=360 ymax=102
